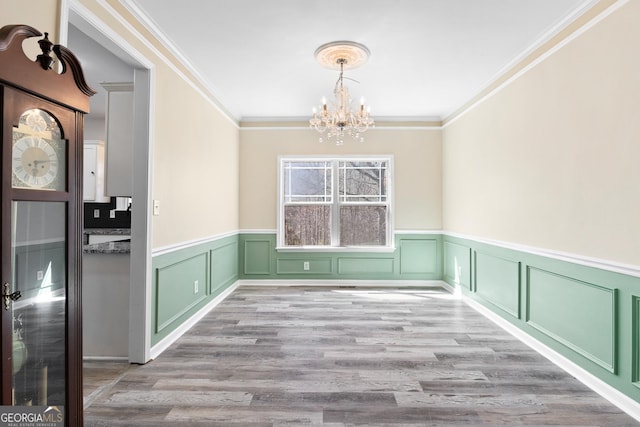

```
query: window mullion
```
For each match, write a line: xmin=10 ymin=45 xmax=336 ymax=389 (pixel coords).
xmin=379 ymin=163 xmax=382 ymax=202
xmin=331 ymin=160 xmax=340 ymax=247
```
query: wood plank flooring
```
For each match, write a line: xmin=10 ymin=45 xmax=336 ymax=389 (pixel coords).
xmin=84 ymin=286 xmax=639 ymax=426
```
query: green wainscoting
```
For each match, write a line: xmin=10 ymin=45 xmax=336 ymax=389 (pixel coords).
xmin=443 ymin=240 xmax=471 ymax=290
xmin=277 ymin=258 xmax=332 ymax=274
xmin=633 ymin=296 xmax=640 ymax=387
xmin=211 ymin=240 xmax=240 ymax=294
xmin=443 ymin=235 xmax=640 ymax=404
xmin=156 ymin=252 xmax=208 ymax=332
xmin=243 ymin=238 xmax=271 ymax=275
xmin=527 ymin=266 xmax=616 ymax=373
xmin=239 ymin=233 xmax=442 ymax=281
xmin=151 ymin=235 xmax=239 ymax=346
xmin=399 ymin=238 xmax=438 ymax=274
xmin=475 ymin=251 xmax=521 ymax=319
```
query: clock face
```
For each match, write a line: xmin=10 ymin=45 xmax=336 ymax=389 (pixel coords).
xmin=11 ymin=109 xmax=65 ymax=191
xmin=12 ymin=136 xmax=59 ymax=188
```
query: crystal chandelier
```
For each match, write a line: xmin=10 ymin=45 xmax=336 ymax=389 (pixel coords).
xmin=309 ymin=41 xmax=374 ymax=145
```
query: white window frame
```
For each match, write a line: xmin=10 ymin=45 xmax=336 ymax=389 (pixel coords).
xmin=277 ymin=155 xmax=394 ymax=252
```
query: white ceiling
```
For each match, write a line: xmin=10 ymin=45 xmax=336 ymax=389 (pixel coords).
xmin=104 ymin=0 xmax=593 ymax=122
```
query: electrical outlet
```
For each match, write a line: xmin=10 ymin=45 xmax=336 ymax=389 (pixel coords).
xmin=194 ymin=280 xmax=199 ymax=294
xmin=109 ymin=209 xmax=116 ymax=218
xmin=37 ymin=270 xmax=44 ymax=281
xmin=303 ymin=261 xmax=310 ymax=271
xmin=93 ymin=209 xmax=100 ymax=218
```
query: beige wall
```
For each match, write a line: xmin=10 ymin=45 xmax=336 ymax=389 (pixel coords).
xmin=0 ymin=0 xmax=60 ymax=59
xmin=239 ymin=127 xmax=442 ymax=231
xmin=443 ymin=1 xmax=640 ymax=266
xmin=152 ymin=66 xmax=239 ymax=246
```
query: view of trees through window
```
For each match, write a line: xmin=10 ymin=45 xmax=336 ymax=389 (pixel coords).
xmin=281 ymin=158 xmax=390 ymax=247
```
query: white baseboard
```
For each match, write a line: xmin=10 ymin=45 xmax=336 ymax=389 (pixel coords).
xmin=149 ymin=281 xmax=240 ymax=360
xmin=440 ymin=281 xmax=640 ymax=423
xmin=238 ymin=279 xmax=445 ymax=288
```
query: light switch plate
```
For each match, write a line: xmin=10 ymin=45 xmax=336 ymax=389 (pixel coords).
xmin=153 ymin=200 xmax=160 ymax=216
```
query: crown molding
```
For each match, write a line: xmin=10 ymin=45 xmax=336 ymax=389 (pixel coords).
xmin=239 ymin=118 xmax=442 ymax=130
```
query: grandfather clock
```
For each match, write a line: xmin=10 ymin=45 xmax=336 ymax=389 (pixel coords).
xmin=0 ymin=25 xmax=95 ymax=425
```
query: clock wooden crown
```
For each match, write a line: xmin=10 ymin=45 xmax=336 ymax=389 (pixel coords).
xmin=0 ymin=24 xmax=96 ymax=113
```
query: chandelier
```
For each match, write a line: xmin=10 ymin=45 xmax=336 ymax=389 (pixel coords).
xmin=309 ymin=41 xmax=374 ymax=145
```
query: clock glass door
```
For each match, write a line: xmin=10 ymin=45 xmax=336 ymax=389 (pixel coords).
xmin=10 ymin=201 xmax=66 ymax=406
xmin=2 ymin=102 xmax=72 ymax=408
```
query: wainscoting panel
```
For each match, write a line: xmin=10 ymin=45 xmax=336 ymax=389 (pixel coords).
xmin=155 ymin=253 xmax=208 ymax=333
xmin=632 ymin=296 xmax=640 ymax=387
xmin=244 ymin=239 xmax=272 ymax=275
xmin=337 ymin=257 xmax=395 ymax=275
xmin=276 ymin=258 xmax=333 ymax=274
xmin=399 ymin=238 xmax=438 ymax=274
xmin=443 ymin=241 xmax=471 ymax=290
xmin=211 ymin=241 xmax=238 ymax=294
xmin=475 ymin=251 xmax=521 ymax=318
xmin=526 ymin=267 xmax=617 ymax=373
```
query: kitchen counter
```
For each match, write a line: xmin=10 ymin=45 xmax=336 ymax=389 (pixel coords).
xmin=83 ymin=239 xmax=130 ymax=254
xmin=83 ymin=228 xmax=131 ymax=253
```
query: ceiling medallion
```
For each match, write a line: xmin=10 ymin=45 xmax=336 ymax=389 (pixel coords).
xmin=309 ymin=41 xmax=374 ymax=145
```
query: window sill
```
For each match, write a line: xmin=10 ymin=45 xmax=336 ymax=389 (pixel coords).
xmin=276 ymin=245 xmax=396 ymax=253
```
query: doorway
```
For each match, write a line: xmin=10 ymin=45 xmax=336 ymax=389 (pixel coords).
xmin=63 ymin=6 xmax=153 ymax=364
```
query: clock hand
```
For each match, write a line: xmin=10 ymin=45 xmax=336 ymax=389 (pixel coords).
xmin=30 ymin=159 xmax=50 ymax=176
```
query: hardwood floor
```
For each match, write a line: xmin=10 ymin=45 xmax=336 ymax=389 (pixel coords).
xmin=84 ymin=286 xmax=639 ymax=426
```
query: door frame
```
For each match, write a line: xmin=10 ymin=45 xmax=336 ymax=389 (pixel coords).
xmin=61 ymin=0 xmax=155 ymax=364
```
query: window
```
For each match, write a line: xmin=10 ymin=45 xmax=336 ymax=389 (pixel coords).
xmin=278 ymin=156 xmax=393 ymax=250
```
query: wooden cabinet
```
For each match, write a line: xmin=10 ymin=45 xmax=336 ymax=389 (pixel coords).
xmin=102 ymin=83 xmax=133 ymax=197
xmin=83 ymin=140 xmax=109 ymax=202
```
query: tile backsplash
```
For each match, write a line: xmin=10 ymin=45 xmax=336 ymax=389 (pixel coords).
xmin=84 ymin=197 xmax=131 ymax=229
